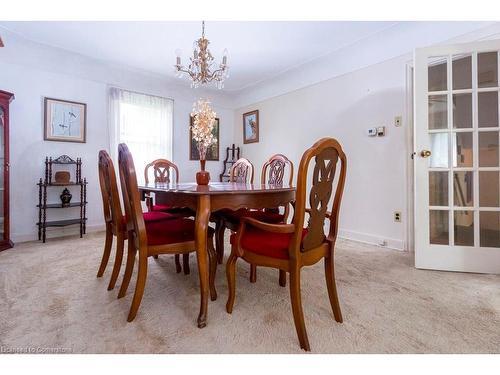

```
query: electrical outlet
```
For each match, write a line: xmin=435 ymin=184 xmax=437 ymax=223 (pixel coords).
xmin=394 ymin=115 xmax=402 ymax=127
xmin=394 ymin=211 xmax=402 ymax=222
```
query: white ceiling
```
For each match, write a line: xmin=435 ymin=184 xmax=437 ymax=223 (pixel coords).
xmin=0 ymin=21 xmax=399 ymax=91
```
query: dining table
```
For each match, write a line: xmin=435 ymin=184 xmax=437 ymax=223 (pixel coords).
xmin=138 ymin=181 xmax=296 ymax=328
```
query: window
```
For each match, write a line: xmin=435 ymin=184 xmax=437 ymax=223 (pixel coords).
xmin=109 ymin=88 xmax=173 ymax=180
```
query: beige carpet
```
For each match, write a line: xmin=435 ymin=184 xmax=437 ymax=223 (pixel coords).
xmin=0 ymin=232 xmax=499 ymax=353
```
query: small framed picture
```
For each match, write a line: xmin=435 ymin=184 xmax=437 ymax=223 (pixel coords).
xmin=243 ymin=110 xmax=259 ymax=144
xmin=44 ymin=97 xmax=87 ymax=143
xmin=189 ymin=116 xmax=220 ymax=161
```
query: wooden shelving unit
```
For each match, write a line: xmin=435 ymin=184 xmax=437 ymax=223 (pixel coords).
xmin=219 ymin=144 xmax=241 ymax=182
xmin=36 ymin=155 xmax=88 ymax=243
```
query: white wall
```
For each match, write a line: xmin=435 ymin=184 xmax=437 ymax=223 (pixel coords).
xmin=0 ymin=37 xmax=234 ymax=242
xmin=234 ymin=55 xmax=411 ymax=250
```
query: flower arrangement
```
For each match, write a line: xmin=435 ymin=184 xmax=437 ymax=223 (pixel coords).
xmin=190 ymin=98 xmax=217 ymax=160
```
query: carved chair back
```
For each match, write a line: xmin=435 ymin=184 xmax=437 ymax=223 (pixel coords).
xmin=229 ymin=158 xmax=254 ymax=184
xmin=261 ymin=154 xmax=294 ymax=186
xmin=144 ymin=159 xmax=179 ymax=184
xmin=98 ymin=150 xmax=124 ymax=234
xmin=118 ymin=143 xmax=148 ymax=250
xmin=291 ymin=138 xmax=347 ymax=254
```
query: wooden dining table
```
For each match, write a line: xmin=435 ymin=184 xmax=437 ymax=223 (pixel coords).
xmin=138 ymin=181 xmax=295 ymax=328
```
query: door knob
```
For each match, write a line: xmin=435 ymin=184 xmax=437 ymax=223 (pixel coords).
xmin=420 ymin=150 xmax=432 ymax=158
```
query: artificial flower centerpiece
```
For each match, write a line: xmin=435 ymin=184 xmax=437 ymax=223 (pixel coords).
xmin=191 ymin=98 xmax=217 ymax=185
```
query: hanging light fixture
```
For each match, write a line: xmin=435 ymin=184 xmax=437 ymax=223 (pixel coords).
xmin=174 ymin=21 xmax=229 ymax=89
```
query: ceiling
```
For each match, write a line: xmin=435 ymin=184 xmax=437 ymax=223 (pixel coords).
xmin=0 ymin=21 xmax=399 ymax=91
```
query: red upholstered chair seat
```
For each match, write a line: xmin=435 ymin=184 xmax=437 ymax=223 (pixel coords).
xmin=121 ymin=211 xmax=177 ymax=226
xmin=152 ymin=204 xmax=194 ymax=217
xmin=222 ymin=208 xmax=285 ymax=225
xmin=230 ymin=226 xmax=308 ymax=259
xmin=146 ymin=218 xmax=214 ymax=246
xmin=143 ymin=211 xmax=177 ymax=222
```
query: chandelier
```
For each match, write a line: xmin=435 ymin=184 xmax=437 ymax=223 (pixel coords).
xmin=174 ymin=21 xmax=229 ymax=89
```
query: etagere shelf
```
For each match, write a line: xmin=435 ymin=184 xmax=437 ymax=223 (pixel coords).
xmin=219 ymin=144 xmax=241 ymax=182
xmin=37 ymin=155 xmax=87 ymax=243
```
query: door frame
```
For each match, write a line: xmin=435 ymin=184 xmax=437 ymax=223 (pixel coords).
xmin=405 ymin=61 xmax=415 ymax=252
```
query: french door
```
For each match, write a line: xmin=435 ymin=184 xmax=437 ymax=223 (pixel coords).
xmin=414 ymin=39 xmax=500 ymax=273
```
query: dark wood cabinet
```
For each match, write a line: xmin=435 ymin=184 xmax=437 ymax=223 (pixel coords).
xmin=0 ymin=90 xmax=14 ymax=251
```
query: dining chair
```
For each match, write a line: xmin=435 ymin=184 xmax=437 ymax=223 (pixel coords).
xmin=225 ymin=138 xmax=347 ymax=351
xmin=144 ymin=158 xmax=179 ymax=211
xmin=214 ymin=158 xmax=254 ymax=264
xmin=96 ymin=150 xmax=177 ymax=291
xmin=220 ymin=154 xmax=294 ymax=286
xmin=144 ymin=158 xmax=193 ymax=275
xmin=117 ymin=143 xmax=217 ymax=322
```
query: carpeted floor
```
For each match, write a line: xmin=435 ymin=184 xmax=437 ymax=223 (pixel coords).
xmin=0 ymin=232 xmax=499 ymax=353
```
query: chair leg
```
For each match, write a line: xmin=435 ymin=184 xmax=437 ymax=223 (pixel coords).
xmin=96 ymin=226 xmax=113 ymax=277
xmin=249 ymin=264 xmax=257 ymax=283
xmin=183 ymin=253 xmax=190 ymax=275
xmin=289 ymin=268 xmax=311 ymax=351
xmin=107 ymin=232 xmax=124 ymax=291
xmin=225 ymin=250 xmax=238 ymax=313
xmin=118 ymin=238 xmax=136 ymax=299
xmin=127 ymin=249 xmax=148 ymax=322
xmin=324 ymin=255 xmax=343 ymax=323
xmin=279 ymin=270 xmax=287 ymax=287
xmin=207 ymin=239 xmax=218 ymax=301
xmin=174 ymin=254 xmax=182 ymax=273
xmin=215 ymin=219 xmax=225 ymax=264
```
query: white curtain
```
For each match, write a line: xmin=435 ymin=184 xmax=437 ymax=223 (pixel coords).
xmin=108 ymin=87 xmax=173 ymax=183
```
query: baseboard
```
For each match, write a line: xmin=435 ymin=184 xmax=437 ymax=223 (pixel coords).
xmin=12 ymin=224 xmax=106 ymax=244
xmin=338 ymin=229 xmax=406 ymax=251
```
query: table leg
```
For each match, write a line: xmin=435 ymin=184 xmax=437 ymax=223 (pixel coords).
xmin=195 ymin=194 xmax=210 ymax=328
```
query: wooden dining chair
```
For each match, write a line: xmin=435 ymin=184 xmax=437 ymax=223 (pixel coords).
xmin=96 ymin=150 xmax=177 ymax=291
xmin=226 ymin=138 xmax=347 ymax=351
xmin=144 ymin=158 xmax=193 ymax=275
xmin=214 ymin=158 xmax=254 ymax=264
xmin=117 ymin=143 xmax=217 ymax=322
xmin=220 ymin=154 xmax=294 ymax=285
xmin=144 ymin=158 xmax=179 ymax=210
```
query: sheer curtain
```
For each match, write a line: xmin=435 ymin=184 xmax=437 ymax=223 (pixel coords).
xmin=108 ymin=88 xmax=173 ymax=182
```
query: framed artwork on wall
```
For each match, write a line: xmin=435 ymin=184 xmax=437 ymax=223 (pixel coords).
xmin=243 ymin=110 xmax=259 ymax=144
xmin=44 ymin=97 xmax=87 ymax=143
xmin=189 ymin=116 xmax=220 ymax=161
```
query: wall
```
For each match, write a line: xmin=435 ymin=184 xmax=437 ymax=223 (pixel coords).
xmin=0 ymin=37 xmax=234 ymax=242
xmin=234 ymin=55 xmax=411 ymax=250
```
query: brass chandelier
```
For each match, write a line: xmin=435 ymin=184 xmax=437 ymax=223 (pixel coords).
xmin=174 ymin=21 xmax=229 ymax=89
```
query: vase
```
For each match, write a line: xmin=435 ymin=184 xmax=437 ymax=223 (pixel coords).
xmin=196 ymin=159 xmax=210 ymax=185
xmin=60 ymin=188 xmax=72 ymax=207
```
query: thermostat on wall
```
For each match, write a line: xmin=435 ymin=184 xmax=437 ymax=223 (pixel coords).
xmin=368 ymin=128 xmax=377 ymax=137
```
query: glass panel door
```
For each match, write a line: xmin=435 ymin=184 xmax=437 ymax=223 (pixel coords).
xmin=415 ymin=39 xmax=500 ymax=274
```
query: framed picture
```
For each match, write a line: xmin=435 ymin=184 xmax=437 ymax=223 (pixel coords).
xmin=44 ymin=97 xmax=87 ymax=143
xmin=243 ymin=110 xmax=259 ymax=144
xmin=189 ymin=116 xmax=220 ymax=161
